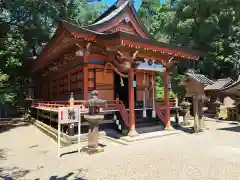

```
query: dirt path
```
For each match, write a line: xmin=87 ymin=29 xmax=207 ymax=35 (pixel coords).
xmin=0 ymin=120 xmax=240 ymax=180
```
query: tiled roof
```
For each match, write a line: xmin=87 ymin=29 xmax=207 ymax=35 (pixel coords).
xmin=186 ymin=72 xmax=214 ymax=85
xmin=218 ymin=76 xmax=240 ymax=94
xmin=60 ymin=19 xmax=104 ymax=35
xmin=204 ymin=78 xmax=233 ymax=90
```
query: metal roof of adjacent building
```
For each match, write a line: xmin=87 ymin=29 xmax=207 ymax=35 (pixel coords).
xmin=204 ymin=77 xmax=233 ymax=91
xmin=218 ymin=76 xmax=240 ymax=95
xmin=186 ymin=72 xmax=214 ymax=85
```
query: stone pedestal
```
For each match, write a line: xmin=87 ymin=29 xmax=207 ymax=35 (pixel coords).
xmin=164 ymin=121 xmax=174 ymax=131
xmin=128 ymin=128 xmax=139 ymax=137
xmin=81 ymin=114 xmax=104 ymax=154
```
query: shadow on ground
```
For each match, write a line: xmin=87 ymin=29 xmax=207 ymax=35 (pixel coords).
xmin=217 ymin=126 xmax=240 ymax=133
xmin=0 ymin=119 xmax=30 ymax=134
xmin=0 ymin=148 xmax=10 ymax=160
xmin=174 ymin=126 xmax=195 ymax=134
xmin=0 ymin=166 xmax=88 ymax=180
xmin=0 ymin=167 xmax=30 ymax=179
xmin=48 ymin=169 xmax=88 ymax=180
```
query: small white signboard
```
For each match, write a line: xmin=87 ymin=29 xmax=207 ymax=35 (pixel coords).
xmin=58 ymin=107 xmax=81 ymax=158
xmin=132 ymin=80 xmax=136 ymax=88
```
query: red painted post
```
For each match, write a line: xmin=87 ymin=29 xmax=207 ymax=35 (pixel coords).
xmin=57 ymin=79 xmax=59 ymax=100
xmin=163 ymin=68 xmax=173 ymax=130
xmin=83 ymin=55 xmax=89 ymax=100
xmin=128 ymin=69 xmax=138 ymax=137
xmin=68 ymin=71 xmax=71 ymax=94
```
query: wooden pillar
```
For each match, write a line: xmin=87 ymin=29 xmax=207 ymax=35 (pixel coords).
xmin=128 ymin=68 xmax=138 ymax=137
xmin=57 ymin=79 xmax=59 ymax=100
xmin=68 ymin=71 xmax=71 ymax=94
xmin=163 ymin=68 xmax=173 ymax=130
xmin=42 ymin=82 xmax=45 ymax=100
xmin=152 ymin=73 xmax=156 ymax=118
xmin=143 ymin=72 xmax=147 ymax=118
xmin=50 ymin=80 xmax=52 ymax=100
xmin=83 ymin=55 xmax=89 ymax=100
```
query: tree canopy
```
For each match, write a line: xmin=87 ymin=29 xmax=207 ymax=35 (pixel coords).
xmin=0 ymin=0 xmax=105 ymax=104
xmin=1 ymin=0 xmax=240 ymax=103
xmin=138 ymin=0 xmax=240 ymax=99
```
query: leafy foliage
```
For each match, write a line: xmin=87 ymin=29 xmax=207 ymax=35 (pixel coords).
xmin=139 ymin=0 xmax=240 ymax=100
xmin=156 ymin=73 xmax=176 ymax=101
xmin=0 ymin=0 xmax=105 ymax=104
xmin=167 ymin=0 xmax=240 ymax=79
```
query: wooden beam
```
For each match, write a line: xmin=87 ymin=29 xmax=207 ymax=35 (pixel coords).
xmin=68 ymin=71 xmax=71 ymax=94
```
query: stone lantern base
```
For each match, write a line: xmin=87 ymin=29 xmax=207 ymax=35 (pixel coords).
xmin=180 ymin=108 xmax=191 ymax=127
xmin=81 ymin=114 xmax=104 ymax=155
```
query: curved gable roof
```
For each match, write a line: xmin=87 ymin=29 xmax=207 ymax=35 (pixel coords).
xmin=85 ymin=0 xmax=152 ymax=39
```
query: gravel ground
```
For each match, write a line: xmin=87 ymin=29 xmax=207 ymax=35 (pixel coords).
xmin=0 ymin=119 xmax=240 ymax=180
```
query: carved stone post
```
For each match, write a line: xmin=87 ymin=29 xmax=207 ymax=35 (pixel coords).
xmin=193 ymin=95 xmax=200 ymax=133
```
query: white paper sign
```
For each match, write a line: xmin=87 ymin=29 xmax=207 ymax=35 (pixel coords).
xmin=57 ymin=107 xmax=81 ymax=158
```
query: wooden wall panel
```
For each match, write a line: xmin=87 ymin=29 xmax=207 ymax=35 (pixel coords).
xmin=98 ymin=90 xmax=114 ymax=100
xmin=136 ymin=72 xmax=152 ymax=102
xmin=70 ymin=69 xmax=83 ymax=93
xmin=51 ymin=79 xmax=57 ymax=100
xmin=88 ymin=70 xmax=95 ymax=90
xmin=136 ymin=73 xmax=144 ymax=85
xmin=135 ymin=72 xmax=154 ymax=107
xmin=95 ymin=69 xmax=114 ymax=100
xmin=59 ymin=75 xmax=68 ymax=95
xmin=48 ymin=66 xmax=84 ymax=100
xmin=96 ymin=69 xmax=113 ymax=86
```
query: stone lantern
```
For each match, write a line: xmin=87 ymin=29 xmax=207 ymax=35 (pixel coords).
xmin=82 ymin=90 xmax=107 ymax=154
xmin=179 ymin=98 xmax=191 ymax=126
xmin=213 ymin=98 xmax=222 ymax=118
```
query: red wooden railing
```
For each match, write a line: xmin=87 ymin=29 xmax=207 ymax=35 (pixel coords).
xmin=117 ymin=101 xmax=129 ymax=128
xmin=31 ymin=99 xmax=130 ymax=128
xmin=156 ymin=99 xmax=177 ymax=125
xmin=156 ymin=104 xmax=167 ymax=125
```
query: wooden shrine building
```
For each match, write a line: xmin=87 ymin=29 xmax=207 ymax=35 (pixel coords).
xmin=218 ymin=77 xmax=240 ymax=121
xmin=29 ymin=0 xmax=201 ymax=135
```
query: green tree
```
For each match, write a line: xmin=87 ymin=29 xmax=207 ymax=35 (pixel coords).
xmin=0 ymin=0 xmax=105 ymax=104
xmin=167 ymin=0 xmax=240 ymax=79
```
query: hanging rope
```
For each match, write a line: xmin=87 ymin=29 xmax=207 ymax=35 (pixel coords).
xmin=104 ymin=62 xmax=129 ymax=86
